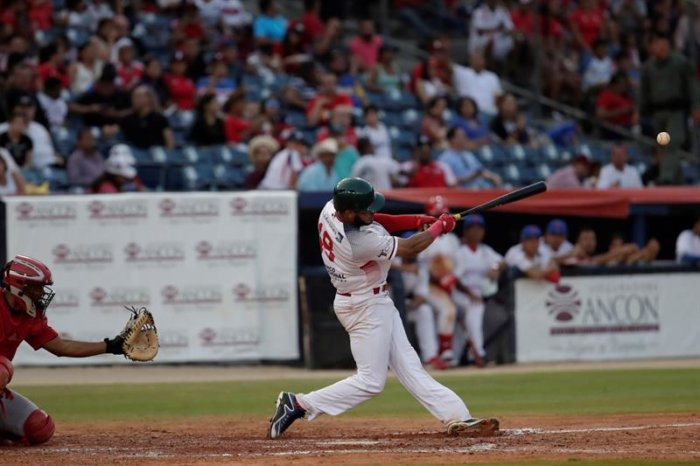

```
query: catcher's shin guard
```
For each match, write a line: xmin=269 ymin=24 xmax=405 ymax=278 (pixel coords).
xmin=23 ymin=409 xmax=55 ymax=445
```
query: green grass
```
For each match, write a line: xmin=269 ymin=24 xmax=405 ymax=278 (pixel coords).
xmin=12 ymin=368 xmax=700 ymax=422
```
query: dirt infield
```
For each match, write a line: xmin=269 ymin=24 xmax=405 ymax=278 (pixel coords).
xmin=2 ymin=413 xmax=699 ymax=465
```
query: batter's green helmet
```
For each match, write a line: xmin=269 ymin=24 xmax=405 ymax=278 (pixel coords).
xmin=333 ymin=178 xmax=385 ymax=213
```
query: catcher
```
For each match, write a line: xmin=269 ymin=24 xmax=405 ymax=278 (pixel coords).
xmin=0 ymin=255 xmax=158 ymax=445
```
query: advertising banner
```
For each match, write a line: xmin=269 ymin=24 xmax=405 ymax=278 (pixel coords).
xmin=4 ymin=192 xmax=299 ymax=365
xmin=515 ymin=274 xmax=700 ymax=362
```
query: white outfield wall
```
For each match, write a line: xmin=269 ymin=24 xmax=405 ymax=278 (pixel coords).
xmin=515 ymin=274 xmax=700 ymax=362
xmin=4 ymin=192 xmax=299 ymax=365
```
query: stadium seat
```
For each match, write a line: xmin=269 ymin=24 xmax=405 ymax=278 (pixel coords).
xmin=401 ymin=109 xmax=420 ymax=129
xmin=503 ymin=164 xmax=521 ymax=185
xmin=393 ymin=146 xmax=412 ymax=162
xmin=168 ymin=111 xmax=195 ymax=131
xmin=136 ymin=164 xmax=165 ymax=191
xmin=381 ymin=111 xmax=403 ymax=128
xmin=130 ymin=147 xmax=154 ymax=164
xmin=40 ymin=167 xmax=69 ymax=192
xmin=538 ymin=164 xmax=552 ymax=179
xmin=285 ymin=111 xmax=307 ymax=128
xmin=52 ymin=127 xmax=76 ymax=156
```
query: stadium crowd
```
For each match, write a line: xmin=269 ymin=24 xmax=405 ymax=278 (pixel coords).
xmin=0 ymin=0 xmax=698 ymax=196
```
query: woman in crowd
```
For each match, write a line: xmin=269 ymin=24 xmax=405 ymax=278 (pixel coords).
xmin=451 ymin=97 xmax=490 ymax=149
xmin=188 ymin=93 xmax=227 ymax=146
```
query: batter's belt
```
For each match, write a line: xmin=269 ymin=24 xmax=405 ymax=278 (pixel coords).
xmin=337 ymin=283 xmax=388 ymax=297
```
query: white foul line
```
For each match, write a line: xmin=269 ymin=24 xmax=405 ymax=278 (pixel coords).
xmin=506 ymin=422 xmax=700 ymax=436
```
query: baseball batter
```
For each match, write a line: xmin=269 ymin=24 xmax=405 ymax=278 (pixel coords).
xmin=269 ymin=178 xmax=499 ymax=438
xmin=0 ymin=255 xmax=134 ymax=445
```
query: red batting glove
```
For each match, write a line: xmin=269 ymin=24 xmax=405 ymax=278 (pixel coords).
xmin=438 ymin=213 xmax=456 ymax=234
xmin=415 ymin=215 xmax=437 ymax=230
xmin=439 ymin=274 xmax=458 ymax=293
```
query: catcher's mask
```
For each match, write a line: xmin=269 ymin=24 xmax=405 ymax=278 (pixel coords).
xmin=2 ymin=255 xmax=55 ymax=317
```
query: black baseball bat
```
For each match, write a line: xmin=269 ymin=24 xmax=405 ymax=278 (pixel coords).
xmin=453 ymin=181 xmax=548 ymax=220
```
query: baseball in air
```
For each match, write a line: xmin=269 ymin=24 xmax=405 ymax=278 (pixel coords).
xmin=657 ymin=132 xmax=671 ymax=146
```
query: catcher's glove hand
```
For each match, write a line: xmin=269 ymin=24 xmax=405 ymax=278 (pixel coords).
xmin=105 ymin=306 xmax=159 ymax=362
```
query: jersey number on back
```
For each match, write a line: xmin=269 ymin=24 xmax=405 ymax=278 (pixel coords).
xmin=318 ymin=223 xmax=335 ymax=262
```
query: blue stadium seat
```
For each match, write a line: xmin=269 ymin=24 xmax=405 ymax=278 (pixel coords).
xmin=381 ymin=111 xmax=403 ymax=128
xmin=503 ymin=164 xmax=521 ymax=185
xmin=393 ymin=146 xmax=412 ymax=162
xmin=519 ymin=167 xmax=539 ymax=185
xmin=130 ymin=147 xmax=154 ymax=164
xmin=191 ymin=163 xmax=218 ymax=190
xmin=164 ymin=165 xmax=190 ymax=191
xmin=168 ymin=111 xmax=195 ymax=131
xmin=21 ymin=169 xmax=43 ymax=185
xmin=195 ymin=146 xmax=222 ymax=165
xmin=384 ymin=91 xmax=418 ymax=111
xmin=394 ymin=128 xmax=417 ymax=148
xmin=285 ymin=111 xmax=307 ymax=128
xmin=538 ymin=164 xmax=553 ymax=180
xmin=40 ymin=167 xmax=69 ymax=192
xmin=220 ymin=165 xmax=247 ymax=189
xmin=136 ymin=164 xmax=165 ymax=191
xmin=541 ymin=143 xmax=560 ymax=163
xmin=52 ymin=127 xmax=76 ymax=157
xmin=401 ymin=109 xmax=420 ymax=129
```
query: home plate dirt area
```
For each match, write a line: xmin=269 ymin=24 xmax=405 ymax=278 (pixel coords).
xmin=1 ymin=413 xmax=699 ymax=465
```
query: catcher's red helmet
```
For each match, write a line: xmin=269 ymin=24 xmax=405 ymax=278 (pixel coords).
xmin=2 ymin=255 xmax=55 ymax=317
xmin=425 ymin=195 xmax=449 ymax=217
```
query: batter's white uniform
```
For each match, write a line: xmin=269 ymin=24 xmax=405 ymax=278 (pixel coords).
xmin=297 ymin=201 xmax=471 ymax=424
xmin=395 ymin=258 xmax=438 ymax=363
xmin=452 ymin=243 xmax=503 ymax=358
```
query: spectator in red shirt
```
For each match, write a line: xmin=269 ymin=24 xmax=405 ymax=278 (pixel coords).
xmin=404 ymin=135 xmax=456 ymax=188
xmin=595 ymin=71 xmax=637 ymax=139
xmin=348 ymin=19 xmax=383 ymax=72
xmin=316 ymin=105 xmax=357 ymax=148
xmin=164 ymin=52 xmax=196 ymax=111
xmin=305 ymin=72 xmax=353 ymax=126
xmin=115 ymin=38 xmax=144 ymax=90
xmin=36 ymin=43 xmax=69 ymax=90
xmin=223 ymin=91 xmax=256 ymax=143
xmin=173 ymin=3 xmax=207 ymax=44
xmin=29 ymin=0 xmax=52 ymax=31
xmin=570 ymin=0 xmax=606 ymax=52
xmin=300 ymin=0 xmax=325 ymax=45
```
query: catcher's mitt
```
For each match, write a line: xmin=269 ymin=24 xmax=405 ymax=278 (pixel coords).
xmin=119 ymin=306 xmax=159 ymax=362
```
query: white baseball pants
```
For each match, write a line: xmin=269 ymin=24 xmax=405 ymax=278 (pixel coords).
xmin=297 ymin=291 xmax=470 ymax=424
xmin=410 ymin=302 xmax=438 ymax=362
xmin=453 ymin=291 xmax=486 ymax=357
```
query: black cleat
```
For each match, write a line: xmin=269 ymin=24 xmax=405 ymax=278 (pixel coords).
xmin=268 ymin=391 xmax=306 ymax=439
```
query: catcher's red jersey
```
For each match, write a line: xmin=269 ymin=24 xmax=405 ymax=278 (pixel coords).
xmin=0 ymin=296 xmax=58 ymax=360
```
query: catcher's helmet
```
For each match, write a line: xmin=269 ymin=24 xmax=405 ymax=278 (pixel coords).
xmin=333 ymin=177 xmax=385 ymax=213
xmin=2 ymin=255 xmax=55 ymax=317
xmin=425 ymin=195 xmax=449 ymax=216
